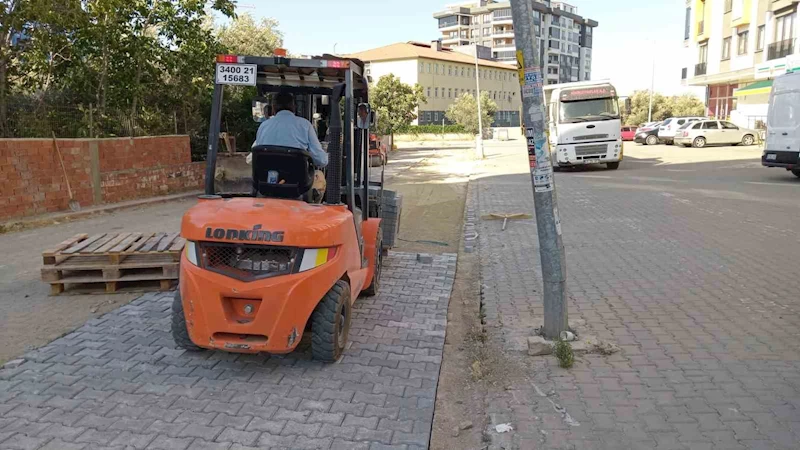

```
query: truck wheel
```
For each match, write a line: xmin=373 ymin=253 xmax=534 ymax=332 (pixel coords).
xmin=792 ymin=168 xmax=800 ymax=179
xmin=607 ymin=162 xmax=620 ymax=170
xmin=171 ymin=292 xmax=202 ymax=352
xmin=742 ymin=134 xmax=755 ymax=146
xmin=692 ymin=137 xmax=706 ymax=148
xmin=311 ymin=280 xmax=352 ymax=362
xmin=362 ymin=226 xmax=383 ymax=297
xmin=645 ymin=135 xmax=658 ymax=146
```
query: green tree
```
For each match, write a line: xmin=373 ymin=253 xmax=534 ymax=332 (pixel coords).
xmin=445 ymin=92 xmax=498 ymax=135
xmin=370 ymin=74 xmax=426 ymax=141
xmin=217 ymin=13 xmax=284 ymax=56
xmin=669 ymin=94 xmax=706 ymax=117
xmin=626 ymin=90 xmax=706 ymax=126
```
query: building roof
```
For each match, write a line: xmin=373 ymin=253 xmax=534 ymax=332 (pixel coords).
xmin=347 ymin=42 xmax=517 ymax=70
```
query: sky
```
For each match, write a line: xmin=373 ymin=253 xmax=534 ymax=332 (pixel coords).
xmin=235 ymin=0 xmax=704 ymax=98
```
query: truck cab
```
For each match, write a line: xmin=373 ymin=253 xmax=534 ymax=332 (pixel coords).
xmin=545 ymin=81 xmax=624 ymax=171
xmin=762 ymin=71 xmax=800 ymax=178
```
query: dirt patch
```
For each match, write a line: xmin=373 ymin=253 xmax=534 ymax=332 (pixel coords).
xmin=385 ymin=147 xmax=473 ymax=255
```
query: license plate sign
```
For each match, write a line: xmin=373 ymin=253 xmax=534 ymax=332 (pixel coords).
xmin=216 ymin=63 xmax=257 ymax=86
xmin=766 ymin=153 xmax=777 ymax=160
xmin=584 ymin=159 xmax=600 ymax=164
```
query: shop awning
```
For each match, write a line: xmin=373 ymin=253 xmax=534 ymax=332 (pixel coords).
xmin=733 ymin=80 xmax=773 ymax=97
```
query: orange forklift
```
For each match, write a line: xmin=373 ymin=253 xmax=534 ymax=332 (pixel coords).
xmin=172 ymin=54 xmax=397 ymax=362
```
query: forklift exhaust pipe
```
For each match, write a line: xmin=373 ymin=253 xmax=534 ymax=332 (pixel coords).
xmin=326 ymin=84 xmax=345 ymax=204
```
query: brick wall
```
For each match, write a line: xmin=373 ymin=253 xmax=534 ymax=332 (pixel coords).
xmin=0 ymin=136 xmax=205 ymax=221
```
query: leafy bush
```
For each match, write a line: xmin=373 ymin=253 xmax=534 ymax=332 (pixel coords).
xmin=554 ymin=339 xmax=575 ymax=369
xmin=397 ymin=124 xmax=467 ymax=135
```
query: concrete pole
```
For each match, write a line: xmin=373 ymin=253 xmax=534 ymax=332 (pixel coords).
xmin=510 ymin=0 xmax=568 ymax=339
xmin=474 ymin=49 xmax=485 ymax=158
xmin=648 ymin=53 xmax=655 ymax=122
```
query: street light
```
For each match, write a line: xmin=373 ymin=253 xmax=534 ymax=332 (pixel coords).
xmin=473 ymin=47 xmax=485 ymax=159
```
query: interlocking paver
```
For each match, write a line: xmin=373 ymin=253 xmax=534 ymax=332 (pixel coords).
xmin=472 ymin=143 xmax=800 ymax=449
xmin=0 ymin=253 xmax=455 ymax=450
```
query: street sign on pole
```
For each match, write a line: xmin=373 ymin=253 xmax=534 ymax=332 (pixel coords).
xmin=509 ymin=0 xmax=568 ymax=339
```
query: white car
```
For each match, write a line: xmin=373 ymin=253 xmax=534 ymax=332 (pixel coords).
xmin=674 ymin=120 xmax=758 ymax=148
xmin=658 ymin=116 xmax=705 ymax=144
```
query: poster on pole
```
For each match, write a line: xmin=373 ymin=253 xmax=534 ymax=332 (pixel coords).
xmin=522 ymin=67 xmax=544 ymax=99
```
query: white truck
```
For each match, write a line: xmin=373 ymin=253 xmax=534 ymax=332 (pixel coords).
xmin=762 ymin=70 xmax=800 ymax=178
xmin=544 ymin=80 xmax=625 ymax=171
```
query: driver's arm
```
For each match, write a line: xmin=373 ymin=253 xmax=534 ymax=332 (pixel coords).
xmin=306 ymin=122 xmax=328 ymax=168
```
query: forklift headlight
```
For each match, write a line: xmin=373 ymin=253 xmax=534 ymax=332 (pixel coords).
xmin=185 ymin=241 xmax=199 ymax=266
xmin=298 ymin=247 xmax=338 ymax=272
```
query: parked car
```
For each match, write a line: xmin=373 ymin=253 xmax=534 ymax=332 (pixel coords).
xmin=674 ymin=120 xmax=759 ymax=148
xmin=621 ymin=126 xmax=639 ymax=141
xmin=658 ymin=116 xmax=705 ymax=144
xmin=634 ymin=122 xmax=662 ymax=145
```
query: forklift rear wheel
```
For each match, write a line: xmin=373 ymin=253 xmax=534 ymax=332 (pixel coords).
xmin=311 ymin=280 xmax=352 ymax=362
xmin=792 ymin=168 xmax=800 ymax=178
xmin=171 ymin=291 xmax=202 ymax=352
xmin=362 ymin=225 xmax=383 ymax=297
xmin=607 ymin=162 xmax=620 ymax=170
xmin=370 ymin=155 xmax=383 ymax=167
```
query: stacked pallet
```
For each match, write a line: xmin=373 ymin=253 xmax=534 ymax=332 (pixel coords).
xmin=42 ymin=232 xmax=185 ymax=295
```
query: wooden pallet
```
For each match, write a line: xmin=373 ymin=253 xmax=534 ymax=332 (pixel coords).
xmin=42 ymin=233 xmax=185 ymax=295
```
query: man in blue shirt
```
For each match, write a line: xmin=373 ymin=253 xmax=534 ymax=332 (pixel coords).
xmin=250 ymin=92 xmax=328 ymax=167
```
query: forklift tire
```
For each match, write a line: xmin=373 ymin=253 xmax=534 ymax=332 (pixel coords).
xmin=311 ymin=280 xmax=352 ymax=362
xmin=369 ymin=155 xmax=383 ymax=167
xmin=362 ymin=225 xmax=383 ymax=297
xmin=171 ymin=292 xmax=202 ymax=352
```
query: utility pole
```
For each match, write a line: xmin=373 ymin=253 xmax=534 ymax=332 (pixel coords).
xmin=648 ymin=42 xmax=655 ymax=122
xmin=473 ymin=48 xmax=485 ymax=158
xmin=510 ymin=0 xmax=568 ymax=339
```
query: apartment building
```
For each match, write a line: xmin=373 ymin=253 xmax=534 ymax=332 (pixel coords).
xmin=348 ymin=41 xmax=522 ymax=127
xmin=683 ymin=0 xmax=799 ymax=128
xmin=433 ymin=0 xmax=598 ymax=84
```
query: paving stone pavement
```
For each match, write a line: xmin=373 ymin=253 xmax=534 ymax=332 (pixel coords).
xmin=0 ymin=252 xmax=456 ymax=450
xmin=472 ymin=144 xmax=800 ymax=449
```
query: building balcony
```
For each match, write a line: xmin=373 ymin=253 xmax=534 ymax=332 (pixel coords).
xmin=695 ymin=62 xmax=707 ymax=76
xmin=492 ymin=17 xmax=514 ymax=25
xmin=768 ymin=38 xmax=795 ymax=61
xmin=493 ymin=30 xmax=515 ymax=39
xmin=493 ymin=43 xmax=516 ymax=49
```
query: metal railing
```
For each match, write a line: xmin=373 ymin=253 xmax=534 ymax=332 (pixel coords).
xmin=695 ymin=62 xmax=707 ymax=76
xmin=768 ymin=38 xmax=795 ymax=61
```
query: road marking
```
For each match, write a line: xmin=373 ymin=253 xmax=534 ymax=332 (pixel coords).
xmin=574 ymin=175 xmax=613 ymax=179
xmin=746 ymin=182 xmax=800 ymax=187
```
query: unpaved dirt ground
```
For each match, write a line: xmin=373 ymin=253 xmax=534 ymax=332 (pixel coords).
xmin=385 ymin=145 xmax=474 ymax=255
xmin=0 ymin=199 xmax=196 ymax=365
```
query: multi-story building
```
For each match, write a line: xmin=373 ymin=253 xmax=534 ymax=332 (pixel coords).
xmin=348 ymin=41 xmax=522 ymax=126
xmin=682 ymin=0 xmax=799 ymax=128
xmin=433 ymin=0 xmax=598 ymax=84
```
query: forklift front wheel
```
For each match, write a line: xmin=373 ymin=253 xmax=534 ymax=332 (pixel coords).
xmin=311 ymin=280 xmax=352 ymax=362
xmin=171 ymin=291 xmax=202 ymax=352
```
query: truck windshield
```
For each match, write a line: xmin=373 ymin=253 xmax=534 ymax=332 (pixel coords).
xmin=769 ymin=91 xmax=800 ymax=128
xmin=560 ymin=98 xmax=619 ymax=123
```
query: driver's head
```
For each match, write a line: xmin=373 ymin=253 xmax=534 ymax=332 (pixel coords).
xmin=274 ymin=92 xmax=295 ymax=114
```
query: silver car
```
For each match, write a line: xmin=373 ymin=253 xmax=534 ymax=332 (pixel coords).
xmin=674 ymin=120 xmax=759 ymax=148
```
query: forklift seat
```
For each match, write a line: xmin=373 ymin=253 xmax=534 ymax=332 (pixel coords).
xmin=251 ymin=145 xmax=315 ymax=199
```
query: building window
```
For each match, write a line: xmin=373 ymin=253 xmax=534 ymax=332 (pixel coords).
xmin=427 ymin=87 xmax=431 ymax=98
xmin=461 ymin=67 xmax=465 ymax=77
xmin=756 ymin=25 xmax=765 ymax=51
xmin=448 ymin=66 xmax=452 ymax=76
xmin=722 ymin=37 xmax=731 ymax=60
xmin=775 ymin=12 xmax=796 ymax=44
xmin=724 ymin=0 xmax=732 ymax=13
xmin=435 ymin=64 xmax=439 ymax=74
xmin=738 ymin=30 xmax=749 ymax=55
xmin=483 ymin=27 xmax=491 ymax=36
xmin=419 ymin=62 xmax=424 ymax=73
xmin=435 ymin=87 xmax=439 ymax=97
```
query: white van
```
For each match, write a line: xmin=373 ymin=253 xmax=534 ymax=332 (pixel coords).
xmin=763 ymin=71 xmax=800 ymax=178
